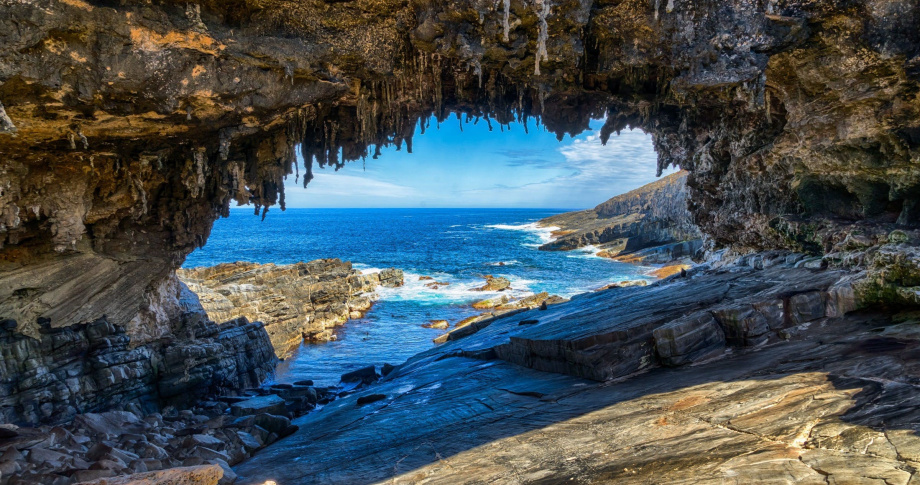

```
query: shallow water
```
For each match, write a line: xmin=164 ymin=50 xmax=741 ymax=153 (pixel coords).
xmin=184 ymin=208 xmax=653 ymax=386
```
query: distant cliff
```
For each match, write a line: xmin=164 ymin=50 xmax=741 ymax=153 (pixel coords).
xmin=539 ymin=172 xmax=702 ymax=263
xmin=178 ymin=260 xmax=403 ymax=358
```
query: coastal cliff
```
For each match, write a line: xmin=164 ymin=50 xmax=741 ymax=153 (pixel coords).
xmin=178 ymin=260 xmax=403 ymax=357
xmin=538 ymin=171 xmax=702 ymax=264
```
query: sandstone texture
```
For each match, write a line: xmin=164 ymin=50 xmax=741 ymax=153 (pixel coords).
xmin=539 ymin=171 xmax=702 ymax=264
xmin=178 ymin=260 xmax=403 ymax=357
xmin=235 ymin=251 xmax=920 ymax=484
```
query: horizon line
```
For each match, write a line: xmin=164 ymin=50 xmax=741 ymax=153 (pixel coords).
xmin=227 ymin=206 xmax=588 ymax=211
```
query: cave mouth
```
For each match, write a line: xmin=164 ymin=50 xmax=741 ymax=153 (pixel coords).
xmin=181 ymin=115 xmax=679 ymax=385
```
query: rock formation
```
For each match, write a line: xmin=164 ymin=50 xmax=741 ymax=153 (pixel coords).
xmin=235 ymin=249 xmax=920 ymax=484
xmin=177 ymin=260 xmax=403 ymax=357
xmin=0 ymin=0 xmax=919 ymax=482
xmin=0 ymin=285 xmax=276 ymax=427
xmin=1 ymin=0 xmax=917 ymax=346
xmin=539 ymin=171 xmax=702 ymax=263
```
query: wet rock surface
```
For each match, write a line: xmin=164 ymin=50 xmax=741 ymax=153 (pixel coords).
xmin=178 ymin=260 xmax=403 ymax=356
xmin=539 ymin=171 xmax=702 ymax=265
xmin=235 ymin=255 xmax=920 ymax=484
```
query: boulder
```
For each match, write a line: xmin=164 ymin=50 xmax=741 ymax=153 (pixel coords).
xmin=74 ymin=412 xmax=143 ymax=438
xmin=472 ymin=295 xmax=511 ymax=309
xmin=341 ymin=366 xmax=380 ymax=385
xmin=230 ymin=395 xmax=287 ymax=417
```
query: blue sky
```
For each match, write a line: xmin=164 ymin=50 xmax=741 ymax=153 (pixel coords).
xmin=281 ymin=115 xmax=671 ymax=210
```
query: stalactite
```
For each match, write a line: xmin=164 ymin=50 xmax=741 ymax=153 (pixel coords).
xmin=502 ymin=0 xmax=511 ymax=42
xmin=534 ymin=0 xmax=551 ymax=76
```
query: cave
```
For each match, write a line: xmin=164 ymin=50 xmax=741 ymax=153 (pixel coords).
xmin=1 ymin=0 xmax=920 ymax=483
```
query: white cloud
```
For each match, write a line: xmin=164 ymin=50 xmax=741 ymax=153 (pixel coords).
xmin=556 ymin=129 xmax=664 ymax=184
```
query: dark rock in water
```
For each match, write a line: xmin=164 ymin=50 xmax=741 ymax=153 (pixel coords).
xmin=381 ymin=364 xmax=396 ymax=377
xmin=252 ymin=414 xmax=295 ymax=436
xmin=341 ymin=366 xmax=380 ymax=385
xmin=294 ymin=380 xmax=315 ymax=386
xmin=230 ymin=395 xmax=287 ymax=417
xmin=356 ymin=394 xmax=387 ymax=406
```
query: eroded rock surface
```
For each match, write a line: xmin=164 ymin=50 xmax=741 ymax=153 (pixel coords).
xmin=235 ymin=255 xmax=920 ymax=484
xmin=178 ymin=260 xmax=403 ymax=356
xmin=0 ymin=286 xmax=276 ymax=426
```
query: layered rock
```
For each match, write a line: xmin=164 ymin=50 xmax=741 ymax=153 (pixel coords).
xmin=234 ymin=252 xmax=920 ymax=484
xmin=0 ymin=286 xmax=276 ymax=427
xmin=539 ymin=171 xmax=702 ymax=264
xmin=178 ymin=260 xmax=403 ymax=356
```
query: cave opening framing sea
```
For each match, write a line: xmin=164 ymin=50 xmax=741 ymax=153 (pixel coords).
xmin=184 ymin=207 xmax=654 ymax=385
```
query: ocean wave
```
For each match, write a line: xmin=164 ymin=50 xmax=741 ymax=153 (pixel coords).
xmin=484 ymin=222 xmax=560 ymax=245
xmin=565 ymin=245 xmax=605 ymax=260
xmin=375 ymin=271 xmax=536 ymax=304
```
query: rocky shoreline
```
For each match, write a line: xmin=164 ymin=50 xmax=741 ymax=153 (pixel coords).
xmin=234 ymin=242 xmax=920 ymax=484
xmin=178 ymin=260 xmax=404 ymax=358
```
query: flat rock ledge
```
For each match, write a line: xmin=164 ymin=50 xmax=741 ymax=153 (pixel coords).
xmin=178 ymin=259 xmax=403 ymax=357
xmin=234 ymin=247 xmax=920 ymax=484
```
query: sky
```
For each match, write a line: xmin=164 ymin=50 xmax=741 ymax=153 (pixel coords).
xmin=280 ymin=115 xmax=673 ymax=210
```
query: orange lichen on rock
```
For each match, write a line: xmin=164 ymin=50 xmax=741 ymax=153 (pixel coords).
xmin=650 ymin=264 xmax=692 ymax=279
xmin=59 ymin=0 xmax=93 ymax=11
xmin=129 ymin=26 xmax=225 ymax=55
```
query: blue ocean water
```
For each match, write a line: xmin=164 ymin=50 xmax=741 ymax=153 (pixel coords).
xmin=184 ymin=208 xmax=653 ymax=385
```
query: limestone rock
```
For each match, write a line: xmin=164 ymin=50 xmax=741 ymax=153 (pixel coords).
xmin=178 ymin=260 xmax=403 ymax=356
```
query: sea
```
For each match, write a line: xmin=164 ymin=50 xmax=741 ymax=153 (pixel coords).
xmin=183 ymin=208 xmax=654 ymax=386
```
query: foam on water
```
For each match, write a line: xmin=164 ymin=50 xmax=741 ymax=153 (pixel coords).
xmin=377 ymin=271 xmax=536 ymax=304
xmin=485 ymin=222 xmax=559 ymax=247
